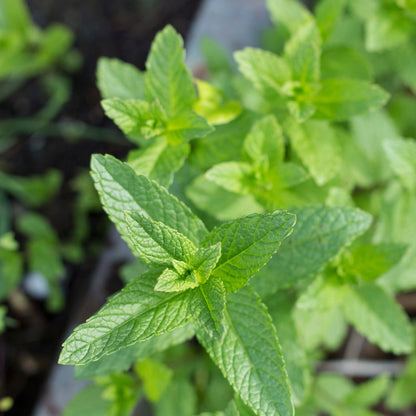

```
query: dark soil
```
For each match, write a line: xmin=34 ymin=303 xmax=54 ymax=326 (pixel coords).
xmin=0 ymin=1 xmax=202 ymax=415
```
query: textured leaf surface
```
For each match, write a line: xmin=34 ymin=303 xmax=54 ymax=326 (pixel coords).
xmin=190 ymin=275 xmax=225 ymax=338
xmin=154 ymin=268 xmax=199 ymax=292
xmin=127 ymin=138 xmax=190 ymax=187
xmin=145 ymin=25 xmax=195 ymax=116
xmin=202 ymin=211 xmax=296 ymax=292
xmin=197 ymin=286 xmax=294 ymax=416
xmin=206 ymin=162 xmax=254 ymax=195
xmin=59 ymin=270 xmax=191 ymax=365
xmin=91 ymin=154 xmax=207 ymax=245
xmin=97 ymin=58 xmax=145 ymax=100
xmin=312 ymin=79 xmax=389 ymax=120
xmin=252 ymin=206 xmax=372 ymax=294
xmin=74 ymin=324 xmax=194 ymax=379
xmin=342 ymin=283 xmax=413 ymax=354
xmin=125 ymin=212 xmax=196 ymax=265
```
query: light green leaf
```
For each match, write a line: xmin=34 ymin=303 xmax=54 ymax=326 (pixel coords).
xmin=164 ymin=109 xmax=213 ymax=144
xmin=365 ymin=9 xmax=413 ymax=52
xmin=235 ymin=48 xmax=291 ymax=95
xmin=197 ymin=286 xmax=294 ymax=416
xmin=91 ymin=154 xmax=208 ymax=245
xmin=383 ymin=137 xmax=416 ymax=191
xmin=190 ymin=275 xmax=225 ymax=338
xmin=275 ymin=163 xmax=309 ymax=188
xmin=154 ymin=268 xmax=199 ymax=292
xmin=315 ymin=0 xmax=346 ymax=41
xmin=135 ymin=358 xmax=172 ymax=402
xmin=101 ymin=98 xmax=165 ymax=139
xmin=203 ymin=211 xmax=296 ymax=292
xmin=243 ymin=115 xmax=284 ymax=169
xmin=191 ymin=242 xmax=222 ymax=283
xmin=124 ymin=211 xmax=196 ymax=265
xmin=344 ymin=376 xmax=390 ymax=408
xmin=267 ymin=0 xmax=313 ymax=34
xmin=0 ymin=0 xmax=32 ymax=36
xmin=59 ymin=270 xmax=191 ymax=365
xmin=63 ymin=384 xmax=111 ymax=416
xmin=285 ymin=118 xmax=341 ymax=185
xmin=127 ymin=138 xmax=190 ymax=187
xmin=284 ymin=21 xmax=321 ymax=83
xmin=225 ymin=397 xmax=256 ymax=416
xmin=312 ymin=79 xmax=389 ymax=121
xmin=342 ymin=283 xmax=413 ymax=354
xmin=387 ymin=355 xmax=416 ymax=409
xmin=97 ymin=57 xmax=145 ymax=100
xmin=145 ymin=25 xmax=195 ymax=117
xmin=205 ymin=162 xmax=254 ymax=195
xmin=74 ymin=324 xmax=194 ymax=379
xmin=252 ymin=207 xmax=372 ymax=294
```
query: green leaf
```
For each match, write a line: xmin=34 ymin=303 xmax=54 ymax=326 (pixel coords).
xmin=235 ymin=48 xmax=291 ymax=95
xmin=284 ymin=21 xmax=321 ymax=83
xmin=190 ymin=275 xmax=225 ymax=338
xmin=59 ymin=270 xmax=192 ymax=365
xmin=191 ymin=242 xmax=222 ymax=283
xmin=202 ymin=211 xmax=296 ymax=292
xmin=344 ymin=376 xmax=390 ymax=408
xmin=0 ymin=169 xmax=62 ymax=207
xmin=383 ymin=137 xmax=416 ymax=191
xmin=267 ymin=0 xmax=313 ymax=34
xmin=63 ymin=384 xmax=111 ymax=416
xmin=365 ymin=9 xmax=413 ymax=52
xmin=197 ymin=286 xmax=294 ymax=416
xmin=135 ymin=358 xmax=172 ymax=402
xmin=339 ymin=243 xmax=407 ymax=282
xmin=285 ymin=118 xmax=341 ymax=185
xmin=315 ymin=0 xmax=346 ymax=41
xmin=145 ymin=25 xmax=195 ymax=117
xmin=101 ymin=98 xmax=165 ymax=139
xmin=252 ymin=207 xmax=372 ymax=294
xmin=154 ymin=268 xmax=199 ymax=292
xmin=205 ymin=162 xmax=254 ymax=194
xmin=225 ymin=397 xmax=257 ymax=416
xmin=342 ymin=283 xmax=413 ymax=354
xmin=243 ymin=115 xmax=285 ymax=169
xmin=74 ymin=324 xmax=194 ymax=379
xmin=0 ymin=242 xmax=23 ymax=300
xmin=124 ymin=211 xmax=196 ymax=265
xmin=312 ymin=79 xmax=389 ymax=121
xmin=127 ymin=138 xmax=190 ymax=187
xmin=0 ymin=0 xmax=32 ymax=36
xmin=164 ymin=109 xmax=213 ymax=144
xmin=91 ymin=154 xmax=207 ymax=245
xmin=97 ymin=57 xmax=145 ymax=100
xmin=387 ymin=355 xmax=416 ymax=409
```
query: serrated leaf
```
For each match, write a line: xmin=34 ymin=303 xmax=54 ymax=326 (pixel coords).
xmin=59 ymin=270 xmax=192 ymax=365
xmin=312 ymin=79 xmax=389 ymax=121
xmin=205 ymin=162 xmax=254 ymax=195
xmin=267 ymin=0 xmax=313 ymax=34
xmin=202 ymin=211 xmax=296 ymax=292
xmin=154 ymin=268 xmax=199 ymax=292
xmin=190 ymin=275 xmax=225 ymax=338
xmin=145 ymin=25 xmax=195 ymax=117
xmin=74 ymin=324 xmax=194 ymax=380
xmin=191 ymin=242 xmax=222 ymax=283
xmin=124 ymin=211 xmax=196 ymax=265
xmin=91 ymin=154 xmax=207 ymax=245
xmin=342 ymin=283 xmax=413 ymax=354
xmin=127 ymin=138 xmax=190 ymax=187
xmin=285 ymin=118 xmax=341 ymax=185
xmin=235 ymin=48 xmax=291 ymax=95
xmin=252 ymin=207 xmax=372 ymax=294
xmin=243 ymin=115 xmax=285 ymax=169
xmin=101 ymin=98 xmax=165 ymax=139
xmin=284 ymin=21 xmax=321 ymax=83
xmin=197 ymin=286 xmax=294 ymax=416
xmin=97 ymin=58 xmax=145 ymax=100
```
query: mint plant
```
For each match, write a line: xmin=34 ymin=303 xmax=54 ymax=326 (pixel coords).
xmin=61 ymin=0 xmax=416 ymax=414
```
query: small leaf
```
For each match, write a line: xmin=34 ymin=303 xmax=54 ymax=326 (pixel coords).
xmin=312 ymin=79 xmax=390 ymax=121
xmin=203 ymin=211 xmax=296 ymax=292
xmin=145 ymin=25 xmax=195 ymax=117
xmin=59 ymin=270 xmax=191 ymax=365
xmin=342 ymin=283 xmax=413 ymax=354
xmin=190 ymin=275 xmax=226 ymax=338
xmin=97 ymin=58 xmax=145 ymax=100
xmin=154 ymin=268 xmax=199 ymax=293
xmin=267 ymin=0 xmax=313 ymax=34
xmin=315 ymin=0 xmax=346 ymax=41
xmin=197 ymin=286 xmax=294 ymax=416
xmin=124 ymin=211 xmax=196 ymax=265
xmin=191 ymin=242 xmax=222 ymax=283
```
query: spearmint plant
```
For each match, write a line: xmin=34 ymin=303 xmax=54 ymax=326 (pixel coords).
xmin=61 ymin=0 xmax=416 ymax=414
